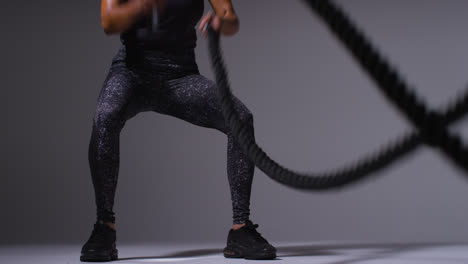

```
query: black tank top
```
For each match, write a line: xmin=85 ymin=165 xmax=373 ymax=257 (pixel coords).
xmin=120 ymin=0 xmax=204 ymax=51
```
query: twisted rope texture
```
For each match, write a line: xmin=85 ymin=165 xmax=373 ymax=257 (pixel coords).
xmin=207 ymin=0 xmax=468 ymax=191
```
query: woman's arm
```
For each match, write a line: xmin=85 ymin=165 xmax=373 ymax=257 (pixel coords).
xmin=199 ymin=0 xmax=239 ymax=36
xmin=100 ymin=0 xmax=153 ymax=35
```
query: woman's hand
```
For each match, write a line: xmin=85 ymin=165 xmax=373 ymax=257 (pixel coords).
xmin=101 ymin=0 xmax=166 ymax=34
xmin=199 ymin=11 xmax=221 ymax=37
xmin=198 ymin=10 xmax=239 ymax=37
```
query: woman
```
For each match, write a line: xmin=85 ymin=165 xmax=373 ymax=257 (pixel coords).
xmin=80 ymin=0 xmax=277 ymax=261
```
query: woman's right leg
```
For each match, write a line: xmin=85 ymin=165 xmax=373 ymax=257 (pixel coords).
xmin=82 ymin=61 xmax=143 ymax=262
xmin=88 ymin=63 xmax=141 ymax=225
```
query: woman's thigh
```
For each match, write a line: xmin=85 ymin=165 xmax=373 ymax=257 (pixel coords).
xmin=93 ymin=65 xmax=143 ymax=128
xmin=161 ymin=74 xmax=253 ymax=133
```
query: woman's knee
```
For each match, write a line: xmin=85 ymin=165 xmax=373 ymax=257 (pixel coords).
xmin=219 ymin=99 xmax=254 ymax=136
xmin=93 ymin=67 xmax=136 ymax=129
xmin=233 ymin=98 xmax=254 ymax=124
xmin=93 ymin=103 xmax=126 ymax=132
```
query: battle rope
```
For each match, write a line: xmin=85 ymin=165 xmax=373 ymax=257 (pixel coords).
xmin=207 ymin=0 xmax=468 ymax=191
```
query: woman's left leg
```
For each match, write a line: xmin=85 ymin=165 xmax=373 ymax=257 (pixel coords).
xmin=159 ymin=73 xmax=277 ymax=260
xmin=159 ymin=74 xmax=255 ymax=225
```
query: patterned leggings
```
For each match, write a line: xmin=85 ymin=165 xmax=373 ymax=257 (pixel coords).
xmin=88 ymin=45 xmax=255 ymax=225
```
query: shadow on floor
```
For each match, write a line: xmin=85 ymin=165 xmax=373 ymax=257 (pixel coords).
xmin=117 ymin=241 xmax=464 ymax=263
xmin=277 ymin=242 xmax=464 ymax=263
xmin=117 ymin=248 xmax=222 ymax=261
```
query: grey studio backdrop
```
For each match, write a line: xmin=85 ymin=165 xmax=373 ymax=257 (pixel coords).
xmin=2 ymin=0 xmax=468 ymax=245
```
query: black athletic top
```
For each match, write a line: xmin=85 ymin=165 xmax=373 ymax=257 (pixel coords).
xmin=120 ymin=0 xmax=204 ymax=51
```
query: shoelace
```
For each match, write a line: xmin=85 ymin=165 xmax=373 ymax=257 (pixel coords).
xmin=88 ymin=224 xmax=110 ymax=244
xmin=244 ymin=223 xmax=269 ymax=244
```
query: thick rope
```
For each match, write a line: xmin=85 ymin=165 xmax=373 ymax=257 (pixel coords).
xmin=207 ymin=0 xmax=468 ymax=191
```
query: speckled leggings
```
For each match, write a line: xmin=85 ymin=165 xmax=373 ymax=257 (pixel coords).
xmin=88 ymin=45 xmax=255 ymax=225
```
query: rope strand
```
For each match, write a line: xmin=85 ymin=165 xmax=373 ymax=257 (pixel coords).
xmin=207 ymin=0 xmax=468 ymax=190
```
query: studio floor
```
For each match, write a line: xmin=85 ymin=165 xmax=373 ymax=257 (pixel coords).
xmin=2 ymin=241 xmax=468 ymax=264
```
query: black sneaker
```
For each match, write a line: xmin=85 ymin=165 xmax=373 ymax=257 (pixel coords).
xmin=80 ymin=221 xmax=118 ymax=262
xmin=223 ymin=220 xmax=277 ymax=260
